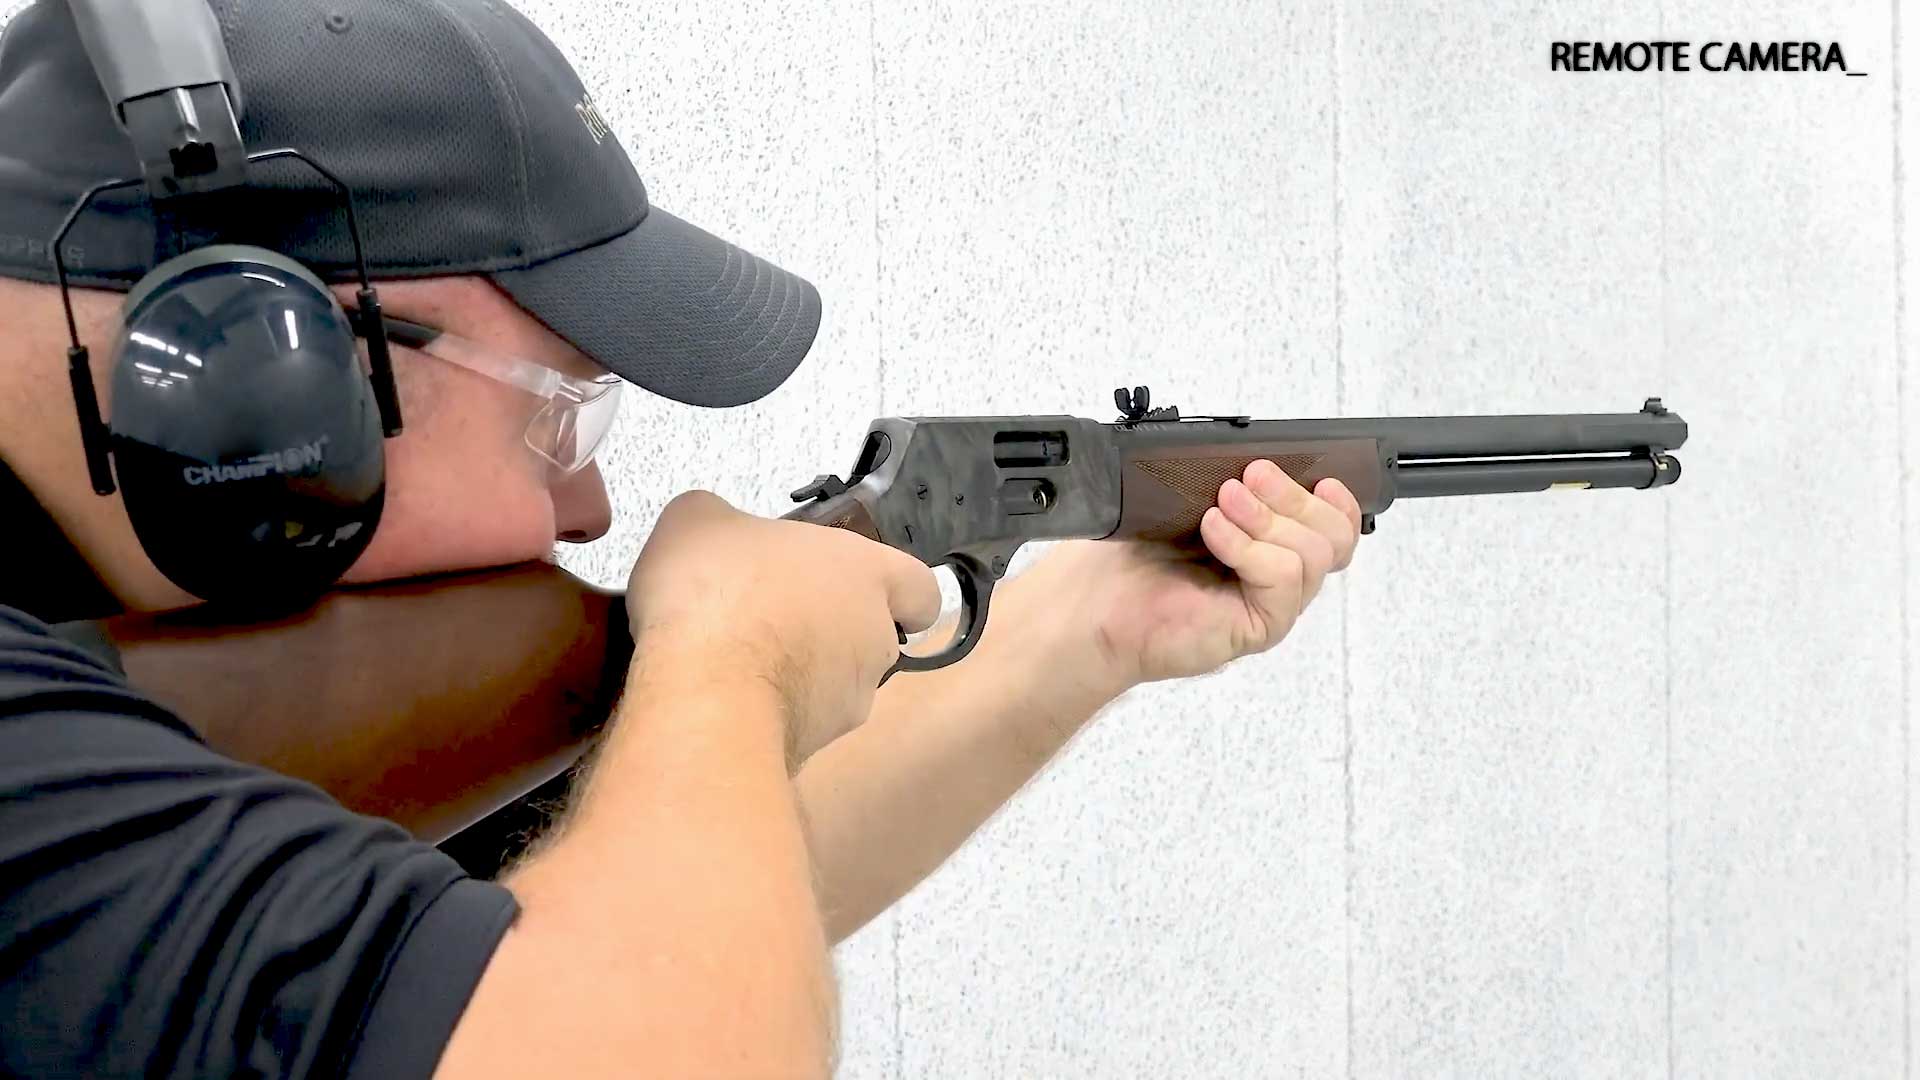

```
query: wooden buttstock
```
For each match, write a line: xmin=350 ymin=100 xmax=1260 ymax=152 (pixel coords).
xmin=102 ymin=561 xmax=623 ymax=845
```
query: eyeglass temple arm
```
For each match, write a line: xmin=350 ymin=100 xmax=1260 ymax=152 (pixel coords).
xmin=346 ymin=306 xmax=439 ymax=352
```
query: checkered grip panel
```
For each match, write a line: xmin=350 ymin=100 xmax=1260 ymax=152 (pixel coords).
xmin=1130 ymin=453 xmax=1324 ymax=540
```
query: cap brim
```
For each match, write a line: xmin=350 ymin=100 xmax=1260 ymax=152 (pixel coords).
xmin=488 ymin=207 xmax=822 ymax=408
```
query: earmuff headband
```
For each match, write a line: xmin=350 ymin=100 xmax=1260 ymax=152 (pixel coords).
xmin=66 ymin=0 xmax=247 ymax=199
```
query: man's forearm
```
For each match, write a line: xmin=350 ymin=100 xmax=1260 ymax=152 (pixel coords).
xmin=795 ymin=562 xmax=1119 ymax=943
xmin=441 ymin=650 xmax=835 ymax=1078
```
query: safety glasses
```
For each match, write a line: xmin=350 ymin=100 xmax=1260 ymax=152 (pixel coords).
xmin=350 ymin=310 xmax=624 ymax=476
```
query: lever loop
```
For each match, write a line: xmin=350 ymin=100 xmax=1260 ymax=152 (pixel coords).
xmin=880 ymin=553 xmax=996 ymax=684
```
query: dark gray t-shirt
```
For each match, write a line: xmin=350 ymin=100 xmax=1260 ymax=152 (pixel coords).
xmin=0 ymin=603 xmax=518 ymax=1078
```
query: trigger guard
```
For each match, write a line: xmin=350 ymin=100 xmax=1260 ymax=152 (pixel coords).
xmin=881 ymin=554 xmax=996 ymax=684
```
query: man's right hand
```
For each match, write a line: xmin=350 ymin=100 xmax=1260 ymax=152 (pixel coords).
xmin=444 ymin=489 xmax=933 ymax=1079
xmin=624 ymin=490 xmax=942 ymax=766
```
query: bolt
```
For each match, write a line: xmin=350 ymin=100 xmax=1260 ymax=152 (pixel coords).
xmin=992 ymin=556 xmax=1007 ymax=575
xmin=915 ymin=482 xmax=930 ymax=501
xmin=954 ymin=493 xmax=965 ymax=506
xmin=324 ymin=11 xmax=352 ymax=32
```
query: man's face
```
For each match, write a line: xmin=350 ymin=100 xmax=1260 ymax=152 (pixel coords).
xmin=0 ymin=272 xmax=616 ymax=612
xmin=326 ymin=276 xmax=616 ymax=586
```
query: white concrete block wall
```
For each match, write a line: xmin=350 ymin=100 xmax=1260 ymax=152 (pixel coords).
xmin=8 ymin=0 xmax=1911 ymax=1074
xmin=1338 ymin=2 xmax=1670 ymax=1075
xmin=1663 ymin=4 xmax=1905 ymax=1075
xmin=537 ymin=1 xmax=1909 ymax=1073
xmin=1908 ymin=7 xmax=1920 ymax=1075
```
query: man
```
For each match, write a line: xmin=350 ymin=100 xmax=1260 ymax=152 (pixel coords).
xmin=0 ymin=0 xmax=1362 ymax=1075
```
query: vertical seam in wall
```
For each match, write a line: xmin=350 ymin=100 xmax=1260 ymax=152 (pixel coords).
xmin=1331 ymin=3 xmax=1353 ymax=1078
xmin=871 ymin=0 xmax=887 ymax=421
xmin=1657 ymin=2 xmax=1674 ymax=1076
xmin=891 ymin=917 xmax=902 ymax=1077
xmin=1894 ymin=0 xmax=1911 ymax=1075
xmin=868 ymin=3 xmax=902 ymax=1074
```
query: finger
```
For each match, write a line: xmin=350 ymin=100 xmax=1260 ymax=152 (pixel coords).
xmin=1311 ymin=477 xmax=1364 ymax=570
xmin=1219 ymin=477 xmax=1332 ymax=571
xmin=1242 ymin=458 xmax=1353 ymax=541
xmin=1199 ymin=506 xmax=1305 ymax=629
xmin=1241 ymin=460 xmax=1358 ymax=570
xmin=1218 ymin=479 xmax=1335 ymax=605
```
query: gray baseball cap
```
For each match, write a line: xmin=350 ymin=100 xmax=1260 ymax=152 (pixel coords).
xmin=0 ymin=0 xmax=821 ymax=408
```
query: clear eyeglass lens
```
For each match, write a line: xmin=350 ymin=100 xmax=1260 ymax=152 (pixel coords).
xmin=526 ymin=376 xmax=623 ymax=474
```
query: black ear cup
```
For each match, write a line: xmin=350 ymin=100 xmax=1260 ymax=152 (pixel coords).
xmin=106 ymin=245 xmax=384 ymax=610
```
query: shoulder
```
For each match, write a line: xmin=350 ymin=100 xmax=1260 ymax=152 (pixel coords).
xmin=0 ymin=601 xmax=519 ymax=1079
xmin=0 ymin=601 xmax=186 ymax=737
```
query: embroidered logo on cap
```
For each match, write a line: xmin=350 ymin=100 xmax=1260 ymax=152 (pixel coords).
xmin=575 ymin=94 xmax=612 ymax=146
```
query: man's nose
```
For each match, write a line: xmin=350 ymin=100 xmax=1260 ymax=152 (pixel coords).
xmin=553 ymin=459 xmax=613 ymax=543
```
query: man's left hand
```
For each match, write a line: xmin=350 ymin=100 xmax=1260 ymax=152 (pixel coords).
xmin=1014 ymin=459 xmax=1363 ymax=702
xmin=799 ymin=459 xmax=1363 ymax=941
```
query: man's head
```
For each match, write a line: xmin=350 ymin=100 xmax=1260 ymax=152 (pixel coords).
xmin=0 ymin=0 xmax=822 ymax=613
xmin=1 ymin=272 xmax=625 ymax=609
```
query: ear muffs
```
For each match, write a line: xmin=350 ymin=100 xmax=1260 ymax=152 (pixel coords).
xmin=53 ymin=3 xmax=405 ymax=613
xmin=104 ymin=245 xmax=385 ymax=610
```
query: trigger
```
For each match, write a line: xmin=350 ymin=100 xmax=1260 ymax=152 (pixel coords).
xmin=895 ymin=622 xmax=908 ymax=645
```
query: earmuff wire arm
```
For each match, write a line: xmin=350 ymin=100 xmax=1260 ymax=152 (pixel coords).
xmin=242 ymin=150 xmax=372 ymax=286
xmin=52 ymin=174 xmax=149 ymax=496
xmin=245 ymin=147 xmax=407 ymax=437
xmin=52 ymin=175 xmax=147 ymax=350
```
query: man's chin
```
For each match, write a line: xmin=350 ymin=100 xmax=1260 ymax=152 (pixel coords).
xmin=338 ymin=512 xmax=561 ymax=589
xmin=338 ymin=548 xmax=553 ymax=590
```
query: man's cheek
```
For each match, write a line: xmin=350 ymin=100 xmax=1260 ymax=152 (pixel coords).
xmin=340 ymin=433 xmax=554 ymax=583
xmin=340 ymin=487 xmax=553 ymax=582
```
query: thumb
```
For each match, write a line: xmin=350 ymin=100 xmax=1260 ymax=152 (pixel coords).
xmin=874 ymin=548 xmax=943 ymax=635
xmin=658 ymin=488 xmax=735 ymax=522
xmin=647 ymin=490 xmax=739 ymax=544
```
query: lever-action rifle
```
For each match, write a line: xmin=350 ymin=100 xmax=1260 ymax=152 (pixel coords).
xmin=783 ymin=387 xmax=1687 ymax=680
xmin=98 ymin=387 xmax=1687 ymax=848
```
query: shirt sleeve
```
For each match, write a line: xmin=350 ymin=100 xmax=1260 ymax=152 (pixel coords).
xmin=0 ymin=604 xmax=520 ymax=1079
